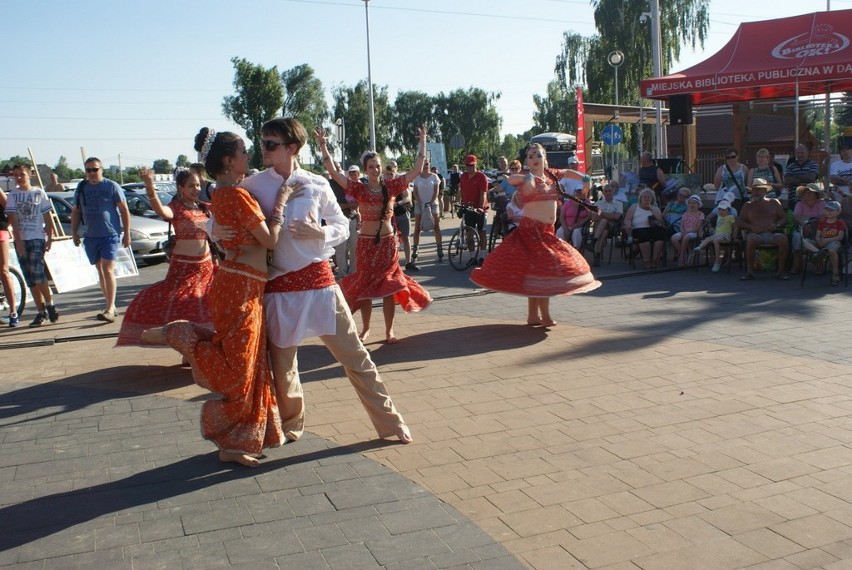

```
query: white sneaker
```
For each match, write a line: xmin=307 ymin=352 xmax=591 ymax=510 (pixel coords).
xmin=712 ymin=261 xmax=721 ymax=272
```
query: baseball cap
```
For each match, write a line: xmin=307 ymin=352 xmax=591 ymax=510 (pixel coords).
xmin=826 ymin=200 xmax=841 ymax=212
xmin=464 ymin=154 xmax=477 ymax=165
xmin=347 ymin=165 xmax=360 ymax=173
xmin=567 ymin=155 xmax=579 ymax=165
xmin=718 ymin=200 xmax=732 ymax=210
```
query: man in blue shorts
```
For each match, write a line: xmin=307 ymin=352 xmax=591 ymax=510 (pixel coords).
xmin=7 ymin=164 xmax=58 ymax=327
xmin=70 ymin=157 xmax=131 ymax=322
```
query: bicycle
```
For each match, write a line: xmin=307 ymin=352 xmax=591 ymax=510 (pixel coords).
xmin=0 ymin=265 xmax=27 ymax=318
xmin=447 ymin=204 xmax=482 ymax=270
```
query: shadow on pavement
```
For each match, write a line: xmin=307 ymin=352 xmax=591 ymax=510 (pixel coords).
xmin=297 ymin=324 xmax=549 ymax=383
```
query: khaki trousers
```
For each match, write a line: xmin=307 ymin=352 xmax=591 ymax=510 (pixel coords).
xmin=268 ymin=286 xmax=405 ymax=441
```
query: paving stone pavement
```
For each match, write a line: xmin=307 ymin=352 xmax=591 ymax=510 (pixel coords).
xmin=1 ymin=246 xmax=852 ymax=569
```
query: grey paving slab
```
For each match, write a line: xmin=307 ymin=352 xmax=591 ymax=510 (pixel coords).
xmin=0 ymin=381 xmax=523 ymax=569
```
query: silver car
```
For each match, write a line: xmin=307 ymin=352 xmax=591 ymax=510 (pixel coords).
xmin=48 ymin=191 xmax=170 ymax=266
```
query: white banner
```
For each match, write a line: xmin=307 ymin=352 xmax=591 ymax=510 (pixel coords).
xmin=44 ymin=239 xmax=138 ymax=293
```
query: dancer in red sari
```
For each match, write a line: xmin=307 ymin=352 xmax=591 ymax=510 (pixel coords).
xmin=143 ymin=128 xmax=290 ymax=467
xmin=317 ymin=126 xmax=431 ymax=344
xmin=117 ymin=167 xmax=214 ymax=347
xmin=471 ymin=143 xmax=601 ymax=326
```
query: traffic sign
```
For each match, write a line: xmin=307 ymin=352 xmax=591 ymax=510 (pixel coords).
xmin=601 ymin=124 xmax=624 ymax=146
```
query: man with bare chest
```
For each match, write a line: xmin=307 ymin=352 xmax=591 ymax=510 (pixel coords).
xmin=736 ymin=178 xmax=790 ymax=281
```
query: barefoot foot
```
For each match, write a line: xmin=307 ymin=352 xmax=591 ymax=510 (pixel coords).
xmin=219 ymin=450 xmax=259 ymax=467
xmin=526 ymin=319 xmax=542 ymax=326
xmin=141 ymin=327 xmax=166 ymax=344
xmin=540 ymin=320 xmax=557 ymax=327
xmin=385 ymin=330 xmax=399 ymax=344
xmin=359 ymin=329 xmax=370 ymax=342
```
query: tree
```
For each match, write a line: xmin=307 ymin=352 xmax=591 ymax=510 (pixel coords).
xmin=389 ymin=90 xmax=435 ymax=156
xmin=549 ymin=0 xmax=709 ymax=148
xmin=53 ymin=156 xmax=72 ymax=181
xmin=532 ymin=79 xmax=577 ymax=134
xmin=281 ymin=64 xmax=329 ymax=156
xmin=175 ymin=154 xmax=190 ymax=168
xmin=0 ymin=156 xmax=31 ymax=172
xmin=152 ymin=159 xmax=173 ymax=174
xmin=222 ymin=57 xmax=284 ymax=168
xmin=331 ymin=81 xmax=391 ymax=167
xmin=434 ymin=88 xmax=502 ymax=167
xmin=836 ymin=92 xmax=852 ymax=129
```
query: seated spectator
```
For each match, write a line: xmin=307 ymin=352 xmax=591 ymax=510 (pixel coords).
xmin=830 ymin=145 xmax=852 ymax=199
xmin=671 ymin=195 xmax=705 ymax=266
xmin=789 ymin=183 xmax=826 ymax=275
xmin=784 ymin=143 xmax=818 ymax=210
xmin=623 ymin=187 xmax=666 ymax=269
xmin=506 ymin=191 xmax=523 ymax=225
xmin=662 ymin=187 xmax=690 ymax=234
xmin=801 ymin=200 xmax=846 ymax=285
xmin=588 ymin=183 xmax=624 ymax=266
xmin=693 ymin=200 xmax=735 ymax=272
xmin=556 ymin=186 xmax=593 ymax=249
xmin=736 ymin=178 xmax=789 ymax=281
xmin=748 ymin=148 xmax=783 ymax=194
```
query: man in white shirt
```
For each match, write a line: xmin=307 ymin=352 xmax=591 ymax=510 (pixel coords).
xmin=238 ymin=117 xmax=411 ymax=444
xmin=830 ymin=145 xmax=852 ymax=198
xmin=590 ymin=183 xmax=624 ymax=266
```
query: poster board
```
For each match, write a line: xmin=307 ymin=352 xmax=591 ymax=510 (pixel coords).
xmin=44 ymin=239 xmax=138 ymax=293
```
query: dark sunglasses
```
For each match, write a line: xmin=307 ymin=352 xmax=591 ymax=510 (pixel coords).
xmin=726 ymin=155 xmax=737 ymax=159
xmin=260 ymin=140 xmax=286 ymax=152
xmin=85 ymin=167 xmax=100 ymax=173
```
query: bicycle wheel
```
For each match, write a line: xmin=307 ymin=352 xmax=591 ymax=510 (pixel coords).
xmin=448 ymin=226 xmax=480 ymax=270
xmin=1 ymin=267 xmax=26 ymax=316
xmin=487 ymin=220 xmax=497 ymax=253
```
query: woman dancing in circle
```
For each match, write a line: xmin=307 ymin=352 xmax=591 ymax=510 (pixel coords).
xmin=316 ymin=126 xmax=431 ymax=344
xmin=117 ymin=167 xmax=214 ymax=347
xmin=143 ymin=128 xmax=290 ymax=467
xmin=471 ymin=143 xmax=601 ymax=326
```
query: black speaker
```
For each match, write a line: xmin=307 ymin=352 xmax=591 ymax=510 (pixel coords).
xmin=669 ymin=95 xmax=693 ymax=125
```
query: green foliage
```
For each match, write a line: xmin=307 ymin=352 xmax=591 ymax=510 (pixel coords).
xmin=175 ymin=154 xmax=190 ymax=168
xmin=222 ymin=57 xmax=284 ymax=169
xmin=497 ymin=134 xmax=529 ymax=163
xmin=0 ymin=156 xmax=31 ymax=172
xmin=281 ymin=64 xmax=329 ymax=157
xmin=152 ymin=158 xmax=173 ymax=174
xmin=434 ymin=88 xmax=502 ymax=167
xmin=836 ymin=92 xmax=852 ymax=128
xmin=533 ymin=80 xmax=577 ymax=134
xmin=53 ymin=156 xmax=72 ymax=181
xmin=390 ymin=90 xmax=435 ymax=156
xmin=331 ymin=80 xmax=391 ymax=167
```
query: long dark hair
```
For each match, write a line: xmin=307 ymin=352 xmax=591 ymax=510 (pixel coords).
xmin=193 ymin=128 xmax=241 ymax=179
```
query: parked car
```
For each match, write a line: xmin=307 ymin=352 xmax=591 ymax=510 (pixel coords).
xmin=48 ymin=191 xmax=170 ymax=266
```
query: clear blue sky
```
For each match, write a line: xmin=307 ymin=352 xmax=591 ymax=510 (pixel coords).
xmin=2 ymin=0 xmax=844 ymax=173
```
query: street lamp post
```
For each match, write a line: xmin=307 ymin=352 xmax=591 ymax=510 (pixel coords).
xmin=650 ymin=0 xmax=665 ymax=158
xmin=608 ymin=50 xmax=624 ymax=176
xmin=363 ymin=0 xmax=377 ymax=152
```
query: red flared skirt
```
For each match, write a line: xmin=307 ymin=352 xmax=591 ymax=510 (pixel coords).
xmin=163 ymin=261 xmax=283 ymax=456
xmin=117 ymin=253 xmax=215 ymax=346
xmin=471 ymin=217 xmax=601 ymax=297
xmin=340 ymin=234 xmax=431 ymax=312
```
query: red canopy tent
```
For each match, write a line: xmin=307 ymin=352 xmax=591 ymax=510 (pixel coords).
xmin=640 ymin=9 xmax=852 ymax=105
